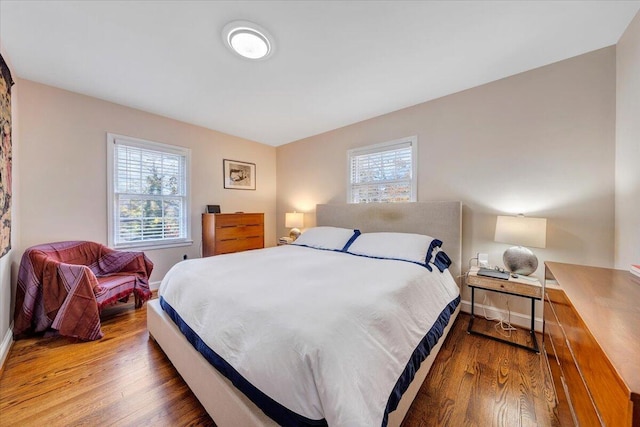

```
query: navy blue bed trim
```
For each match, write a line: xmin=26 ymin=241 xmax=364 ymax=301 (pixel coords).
xmin=433 ymin=251 xmax=452 ymax=272
xmin=291 ymin=229 xmax=361 ymax=253
xmin=425 ymin=238 xmax=443 ymax=266
xmin=160 ymin=296 xmax=328 ymax=427
xmin=160 ymin=293 xmax=461 ymax=427
xmin=381 ymin=294 xmax=461 ymax=427
xmin=288 ymin=244 xmax=455 ymax=272
xmin=344 ymin=251 xmax=434 ymax=271
xmin=341 ymin=229 xmax=361 ymax=251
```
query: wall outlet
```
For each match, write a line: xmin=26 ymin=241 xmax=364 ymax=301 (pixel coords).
xmin=183 ymin=254 xmax=188 ymax=260
xmin=477 ymin=253 xmax=489 ymax=268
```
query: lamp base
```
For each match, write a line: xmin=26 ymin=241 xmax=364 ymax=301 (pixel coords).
xmin=503 ymin=246 xmax=538 ymax=276
xmin=289 ymin=228 xmax=301 ymax=240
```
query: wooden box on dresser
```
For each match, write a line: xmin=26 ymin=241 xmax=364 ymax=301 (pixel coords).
xmin=202 ymin=213 xmax=264 ymax=257
xmin=543 ymin=261 xmax=640 ymax=426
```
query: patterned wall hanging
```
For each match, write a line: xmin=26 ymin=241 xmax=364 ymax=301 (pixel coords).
xmin=0 ymin=54 xmax=14 ymax=258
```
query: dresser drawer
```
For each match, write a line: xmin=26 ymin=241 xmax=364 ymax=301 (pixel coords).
xmin=216 ymin=225 xmax=263 ymax=241
xmin=214 ymin=213 xmax=263 ymax=228
xmin=214 ymin=236 xmax=263 ymax=255
xmin=553 ymin=297 xmax=631 ymax=426
xmin=466 ymin=274 xmax=541 ymax=298
xmin=545 ymin=290 xmax=602 ymax=426
xmin=543 ymin=329 xmax=575 ymax=427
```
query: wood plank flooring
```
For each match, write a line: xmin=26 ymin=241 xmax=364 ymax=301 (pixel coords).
xmin=0 ymin=301 xmax=560 ymax=426
xmin=403 ymin=315 xmax=560 ymax=427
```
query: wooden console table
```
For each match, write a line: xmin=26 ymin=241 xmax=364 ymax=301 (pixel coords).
xmin=466 ymin=266 xmax=542 ymax=353
xmin=543 ymin=262 xmax=640 ymax=426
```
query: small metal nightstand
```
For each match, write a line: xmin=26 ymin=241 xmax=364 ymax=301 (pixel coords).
xmin=466 ymin=266 xmax=542 ymax=353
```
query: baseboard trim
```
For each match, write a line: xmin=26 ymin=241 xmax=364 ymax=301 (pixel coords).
xmin=0 ymin=322 xmax=14 ymax=375
xmin=460 ymin=299 xmax=543 ymax=332
xmin=149 ymin=280 xmax=162 ymax=291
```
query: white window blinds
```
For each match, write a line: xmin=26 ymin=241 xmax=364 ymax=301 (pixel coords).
xmin=107 ymin=134 xmax=191 ymax=249
xmin=348 ymin=137 xmax=417 ymax=203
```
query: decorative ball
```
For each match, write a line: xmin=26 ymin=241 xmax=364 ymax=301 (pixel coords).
xmin=289 ymin=228 xmax=301 ymax=240
xmin=503 ymin=246 xmax=538 ymax=276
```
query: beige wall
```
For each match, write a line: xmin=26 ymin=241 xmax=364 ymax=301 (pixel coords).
xmin=15 ymin=79 xmax=277 ymax=285
xmin=615 ymin=11 xmax=640 ymax=269
xmin=277 ymin=47 xmax=616 ymax=321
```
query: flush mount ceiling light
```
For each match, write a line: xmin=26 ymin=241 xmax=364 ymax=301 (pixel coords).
xmin=222 ymin=20 xmax=274 ymax=60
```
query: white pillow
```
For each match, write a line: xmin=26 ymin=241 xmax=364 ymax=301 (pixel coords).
xmin=346 ymin=232 xmax=440 ymax=266
xmin=291 ymin=226 xmax=360 ymax=251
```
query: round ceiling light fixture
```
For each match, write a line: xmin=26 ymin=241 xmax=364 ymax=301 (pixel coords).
xmin=222 ymin=20 xmax=274 ymax=60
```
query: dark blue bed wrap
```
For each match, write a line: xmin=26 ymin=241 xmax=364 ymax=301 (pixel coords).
xmin=160 ymin=293 xmax=460 ymax=427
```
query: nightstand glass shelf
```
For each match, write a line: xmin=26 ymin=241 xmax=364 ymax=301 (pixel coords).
xmin=466 ymin=266 xmax=542 ymax=353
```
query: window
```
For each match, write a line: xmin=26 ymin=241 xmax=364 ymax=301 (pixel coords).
xmin=107 ymin=133 xmax=191 ymax=249
xmin=347 ymin=136 xmax=417 ymax=203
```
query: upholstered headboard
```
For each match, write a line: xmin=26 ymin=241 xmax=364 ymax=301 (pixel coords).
xmin=316 ymin=202 xmax=462 ymax=283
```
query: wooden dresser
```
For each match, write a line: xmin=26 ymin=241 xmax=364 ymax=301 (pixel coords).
xmin=202 ymin=213 xmax=264 ymax=257
xmin=543 ymin=262 xmax=640 ymax=426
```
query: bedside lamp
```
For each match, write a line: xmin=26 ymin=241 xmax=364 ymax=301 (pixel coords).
xmin=285 ymin=212 xmax=304 ymax=241
xmin=494 ymin=215 xmax=547 ymax=276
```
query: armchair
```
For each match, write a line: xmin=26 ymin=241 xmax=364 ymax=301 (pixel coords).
xmin=13 ymin=241 xmax=153 ymax=341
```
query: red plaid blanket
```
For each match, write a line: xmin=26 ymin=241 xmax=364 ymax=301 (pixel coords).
xmin=13 ymin=241 xmax=153 ymax=341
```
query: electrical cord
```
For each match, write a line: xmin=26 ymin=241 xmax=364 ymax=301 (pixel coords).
xmin=467 ymin=255 xmax=516 ymax=338
xmin=468 ymin=256 xmax=479 ymax=271
xmin=482 ymin=294 xmax=516 ymax=338
xmin=459 ymin=256 xmax=479 ymax=281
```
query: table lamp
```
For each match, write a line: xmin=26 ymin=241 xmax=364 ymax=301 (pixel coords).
xmin=494 ymin=214 xmax=547 ymax=276
xmin=285 ymin=212 xmax=304 ymax=240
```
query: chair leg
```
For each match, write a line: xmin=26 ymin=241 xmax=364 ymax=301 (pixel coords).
xmin=135 ymin=293 xmax=143 ymax=309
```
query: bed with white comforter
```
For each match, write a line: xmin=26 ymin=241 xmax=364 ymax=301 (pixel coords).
xmin=159 ymin=244 xmax=460 ymax=426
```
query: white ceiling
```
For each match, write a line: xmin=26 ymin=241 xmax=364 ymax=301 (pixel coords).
xmin=1 ymin=1 xmax=638 ymax=146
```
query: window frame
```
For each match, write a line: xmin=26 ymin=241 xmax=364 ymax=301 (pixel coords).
xmin=346 ymin=136 xmax=418 ymax=204
xmin=106 ymin=133 xmax=192 ymax=250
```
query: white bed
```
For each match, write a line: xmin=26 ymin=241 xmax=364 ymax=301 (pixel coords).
xmin=148 ymin=201 xmax=462 ymax=426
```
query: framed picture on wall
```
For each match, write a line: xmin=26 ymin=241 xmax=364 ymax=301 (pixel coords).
xmin=0 ymin=53 xmax=14 ymax=259
xmin=223 ymin=159 xmax=256 ymax=190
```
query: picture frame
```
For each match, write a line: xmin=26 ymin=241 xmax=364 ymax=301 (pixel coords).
xmin=223 ymin=159 xmax=256 ymax=190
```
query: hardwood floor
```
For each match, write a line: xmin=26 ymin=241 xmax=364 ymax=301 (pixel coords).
xmin=404 ymin=315 xmax=560 ymax=427
xmin=0 ymin=302 xmax=560 ymax=427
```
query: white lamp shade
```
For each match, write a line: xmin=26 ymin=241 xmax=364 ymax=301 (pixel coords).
xmin=494 ymin=215 xmax=547 ymax=249
xmin=285 ymin=212 xmax=304 ymax=229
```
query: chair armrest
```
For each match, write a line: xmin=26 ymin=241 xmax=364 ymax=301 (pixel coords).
xmin=93 ymin=250 xmax=153 ymax=278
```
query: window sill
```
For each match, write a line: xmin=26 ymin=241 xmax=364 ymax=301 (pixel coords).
xmin=112 ymin=240 xmax=194 ymax=251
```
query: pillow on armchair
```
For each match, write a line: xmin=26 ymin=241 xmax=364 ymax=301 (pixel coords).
xmin=13 ymin=241 xmax=153 ymax=341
